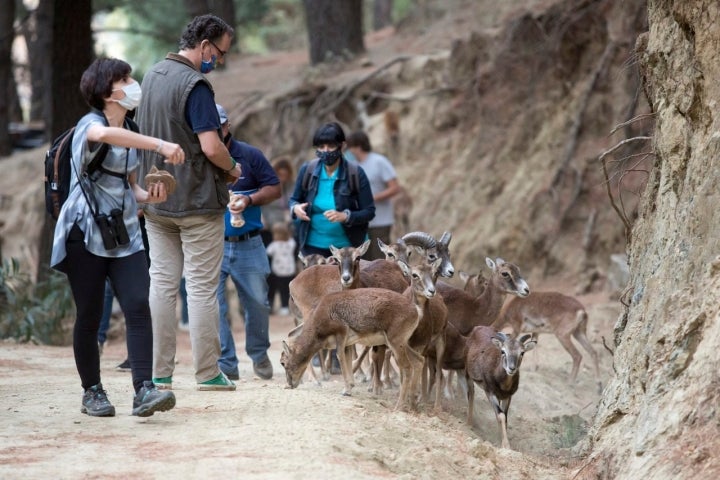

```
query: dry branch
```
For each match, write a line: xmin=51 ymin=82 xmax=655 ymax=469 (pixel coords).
xmin=366 ymin=86 xmax=459 ymax=103
xmin=610 ymin=113 xmax=655 ymax=135
xmin=598 ymin=136 xmax=652 ymax=161
xmin=312 ymin=55 xmax=412 ymax=118
xmin=598 ymin=135 xmax=653 ymax=243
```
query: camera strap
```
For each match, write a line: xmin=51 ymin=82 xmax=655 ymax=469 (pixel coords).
xmin=71 ymin=124 xmax=132 ymax=219
xmin=71 ymin=149 xmax=103 ymax=219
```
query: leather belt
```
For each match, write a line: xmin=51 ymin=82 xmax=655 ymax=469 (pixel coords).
xmin=224 ymin=230 xmax=261 ymax=242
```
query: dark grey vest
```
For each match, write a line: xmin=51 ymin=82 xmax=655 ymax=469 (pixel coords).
xmin=136 ymin=53 xmax=228 ymax=217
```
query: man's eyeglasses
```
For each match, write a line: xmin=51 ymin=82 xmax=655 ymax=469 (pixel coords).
xmin=207 ymin=39 xmax=227 ymax=60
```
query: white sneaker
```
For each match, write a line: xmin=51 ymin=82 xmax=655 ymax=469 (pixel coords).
xmin=278 ymin=307 xmax=290 ymax=316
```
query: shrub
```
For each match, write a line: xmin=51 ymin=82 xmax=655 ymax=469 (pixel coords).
xmin=0 ymin=258 xmax=74 ymax=345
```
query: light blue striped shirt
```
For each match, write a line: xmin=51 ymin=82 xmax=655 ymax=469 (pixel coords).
xmin=51 ymin=112 xmax=144 ymax=269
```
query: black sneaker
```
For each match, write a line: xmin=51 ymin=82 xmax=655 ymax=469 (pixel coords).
xmin=115 ymin=359 xmax=131 ymax=372
xmin=253 ymin=357 xmax=273 ymax=380
xmin=222 ymin=368 xmax=240 ymax=381
xmin=81 ymin=383 xmax=115 ymax=417
xmin=132 ymin=381 xmax=176 ymax=417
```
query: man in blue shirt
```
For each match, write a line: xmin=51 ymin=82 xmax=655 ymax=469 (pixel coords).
xmin=217 ymin=104 xmax=281 ymax=380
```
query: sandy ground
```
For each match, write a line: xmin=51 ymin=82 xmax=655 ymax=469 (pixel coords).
xmin=0 ymin=290 xmax=620 ymax=480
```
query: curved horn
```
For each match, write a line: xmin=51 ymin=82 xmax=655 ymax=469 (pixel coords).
xmin=439 ymin=231 xmax=452 ymax=246
xmin=401 ymin=231 xmax=437 ymax=249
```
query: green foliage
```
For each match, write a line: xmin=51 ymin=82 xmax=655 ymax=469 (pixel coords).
xmin=549 ymin=414 xmax=588 ymax=448
xmin=93 ymin=0 xmax=273 ymax=77
xmin=89 ymin=0 xmax=417 ymax=80
xmin=94 ymin=3 xmax=187 ymax=79
xmin=235 ymin=0 xmax=271 ymax=24
xmin=392 ymin=0 xmax=414 ymax=19
xmin=241 ymin=0 xmax=306 ymax=53
xmin=0 ymin=259 xmax=74 ymax=345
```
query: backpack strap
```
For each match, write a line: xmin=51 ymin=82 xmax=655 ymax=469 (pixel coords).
xmin=345 ymin=160 xmax=359 ymax=195
xmin=301 ymin=158 xmax=320 ymax=192
xmin=90 ymin=116 xmax=138 ymax=182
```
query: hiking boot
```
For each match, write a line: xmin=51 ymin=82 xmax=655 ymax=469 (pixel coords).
xmin=132 ymin=381 xmax=176 ymax=417
xmin=222 ymin=368 xmax=240 ymax=381
xmin=152 ymin=376 xmax=172 ymax=390
xmin=115 ymin=359 xmax=131 ymax=372
xmin=81 ymin=383 xmax=115 ymax=417
xmin=253 ymin=357 xmax=273 ymax=380
xmin=197 ymin=372 xmax=236 ymax=391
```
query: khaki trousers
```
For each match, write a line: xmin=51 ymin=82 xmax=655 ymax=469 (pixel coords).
xmin=145 ymin=211 xmax=224 ymax=383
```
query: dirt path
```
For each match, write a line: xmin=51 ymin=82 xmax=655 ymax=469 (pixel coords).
xmin=0 ymin=292 xmax=618 ymax=480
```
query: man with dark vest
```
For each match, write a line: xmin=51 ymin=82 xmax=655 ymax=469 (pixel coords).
xmin=136 ymin=14 xmax=240 ymax=391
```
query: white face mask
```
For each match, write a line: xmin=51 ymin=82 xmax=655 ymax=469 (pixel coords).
xmin=114 ymin=81 xmax=142 ymax=110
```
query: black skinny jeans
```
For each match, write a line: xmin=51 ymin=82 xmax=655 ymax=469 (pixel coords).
xmin=64 ymin=224 xmax=152 ymax=393
xmin=267 ymin=274 xmax=293 ymax=309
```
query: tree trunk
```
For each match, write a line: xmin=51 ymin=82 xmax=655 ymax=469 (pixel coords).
xmin=302 ymin=0 xmax=365 ymax=65
xmin=37 ymin=0 xmax=93 ymax=282
xmin=49 ymin=0 xmax=92 ymax=139
xmin=373 ymin=0 xmax=393 ymax=31
xmin=182 ymin=0 xmax=235 ymax=69
xmin=0 ymin=0 xmax=15 ymax=157
xmin=209 ymin=0 xmax=235 ymax=30
xmin=183 ymin=0 xmax=211 ymax=19
xmin=25 ymin=0 xmax=53 ymax=124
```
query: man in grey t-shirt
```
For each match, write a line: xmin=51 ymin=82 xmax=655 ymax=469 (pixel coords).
xmin=345 ymin=130 xmax=401 ymax=260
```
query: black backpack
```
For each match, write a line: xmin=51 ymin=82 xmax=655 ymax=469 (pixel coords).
xmin=44 ymin=114 xmax=138 ymax=219
xmin=301 ymin=158 xmax=360 ymax=195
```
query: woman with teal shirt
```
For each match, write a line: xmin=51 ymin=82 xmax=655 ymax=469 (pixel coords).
xmin=290 ymin=122 xmax=375 ymax=256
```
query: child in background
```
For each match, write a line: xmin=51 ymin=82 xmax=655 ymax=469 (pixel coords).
xmin=266 ymin=222 xmax=297 ymax=315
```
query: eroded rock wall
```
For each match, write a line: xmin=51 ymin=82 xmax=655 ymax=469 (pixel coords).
xmin=586 ymin=1 xmax=720 ymax=478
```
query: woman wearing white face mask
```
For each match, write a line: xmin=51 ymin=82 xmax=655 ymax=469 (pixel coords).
xmin=50 ymin=58 xmax=185 ymax=418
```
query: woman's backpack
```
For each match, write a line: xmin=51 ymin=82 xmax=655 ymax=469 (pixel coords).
xmin=44 ymin=116 xmax=138 ymax=219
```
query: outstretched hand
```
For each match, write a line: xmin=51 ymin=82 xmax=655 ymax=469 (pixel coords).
xmin=293 ymin=203 xmax=310 ymax=221
xmin=159 ymin=141 xmax=185 ymax=165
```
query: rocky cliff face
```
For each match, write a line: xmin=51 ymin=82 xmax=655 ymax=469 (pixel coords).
xmin=586 ymin=1 xmax=720 ymax=478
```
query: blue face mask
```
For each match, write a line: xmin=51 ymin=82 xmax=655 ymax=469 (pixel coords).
xmin=316 ymin=149 xmax=342 ymax=166
xmin=200 ymin=54 xmax=217 ymax=74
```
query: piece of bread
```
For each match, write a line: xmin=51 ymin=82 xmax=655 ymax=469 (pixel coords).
xmin=144 ymin=165 xmax=176 ymax=195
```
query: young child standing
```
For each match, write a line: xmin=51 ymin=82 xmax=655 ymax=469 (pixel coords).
xmin=265 ymin=222 xmax=297 ymax=315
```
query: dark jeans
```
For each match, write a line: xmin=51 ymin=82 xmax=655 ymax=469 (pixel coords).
xmin=64 ymin=224 xmax=153 ymax=393
xmin=268 ymin=274 xmax=293 ymax=309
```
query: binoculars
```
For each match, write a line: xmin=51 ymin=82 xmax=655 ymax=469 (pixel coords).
xmin=95 ymin=208 xmax=130 ymax=250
